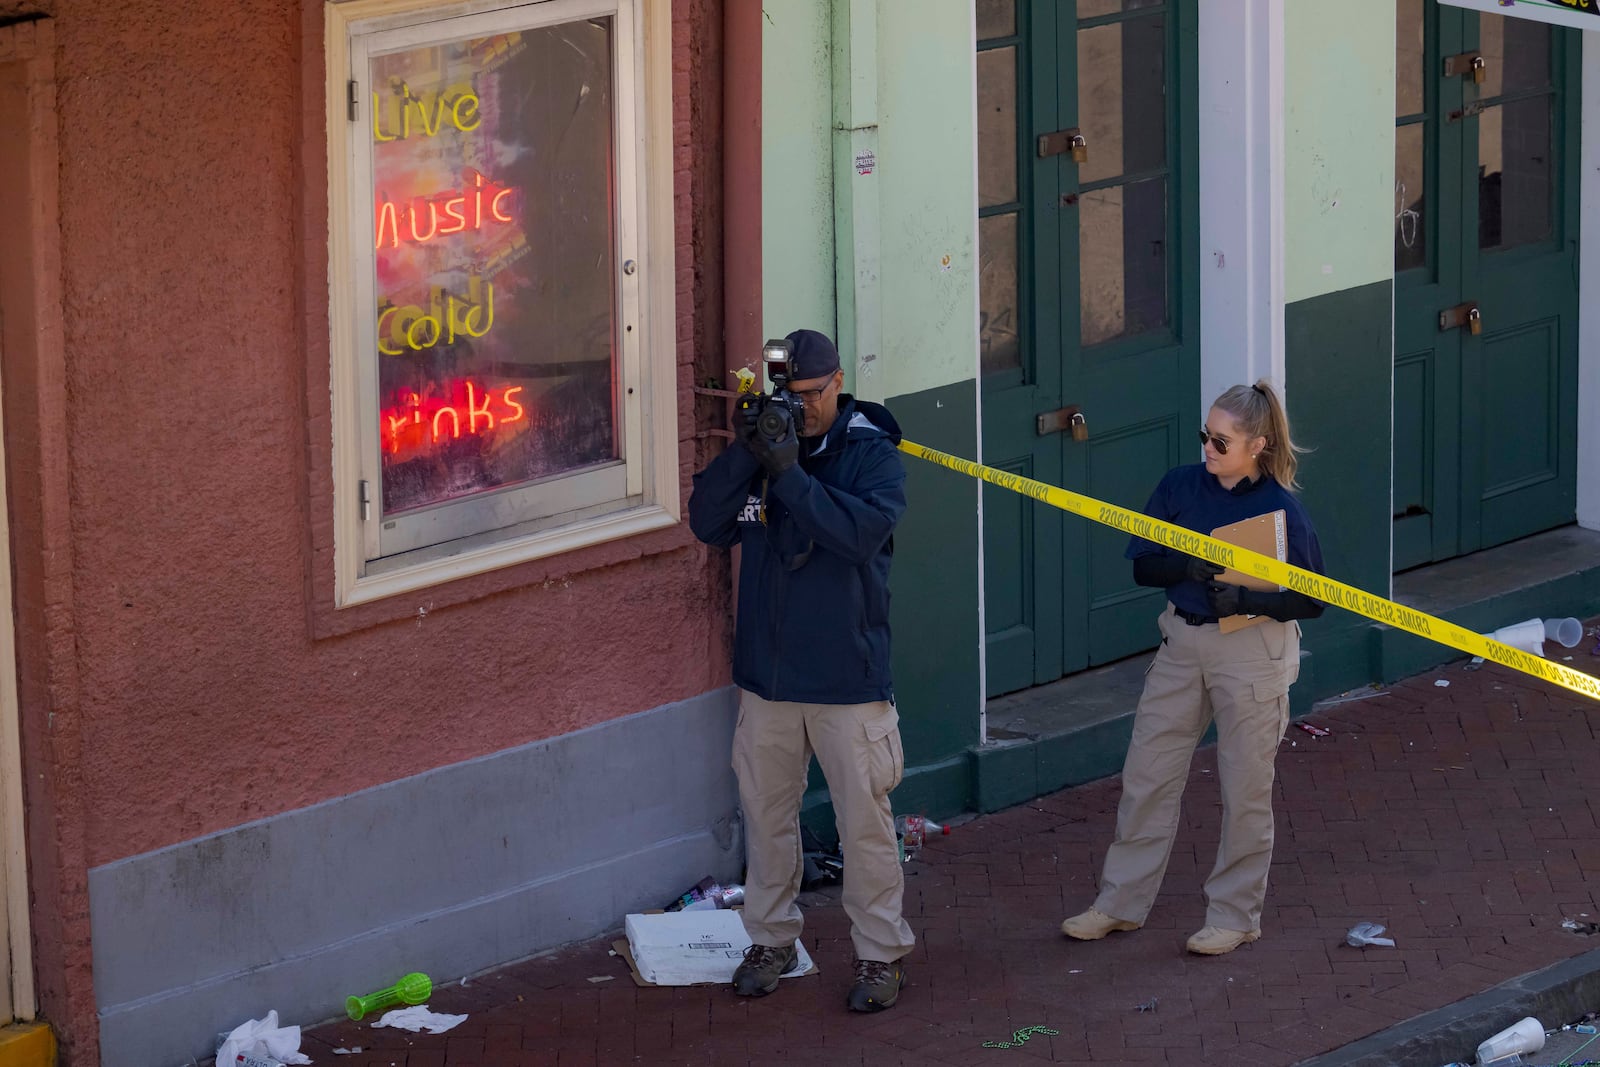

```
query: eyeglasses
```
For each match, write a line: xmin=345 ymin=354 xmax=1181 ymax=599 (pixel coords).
xmin=1197 ymin=428 xmax=1234 ymax=455
xmin=791 ymin=381 xmax=834 ymax=405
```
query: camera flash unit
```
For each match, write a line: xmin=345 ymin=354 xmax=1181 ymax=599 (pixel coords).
xmin=762 ymin=338 xmax=793 ymax=374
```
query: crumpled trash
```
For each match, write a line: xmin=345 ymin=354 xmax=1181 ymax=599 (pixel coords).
xmin=800 ymin=825 xmax=844 ymax=889
xmin=215 ymin=1010 xmax=312 ymax=1066
xmin=1346 ymin=922 xmax=1396 ymax=947
xmin=371 ymin=1005 xmax=469 ymax=1034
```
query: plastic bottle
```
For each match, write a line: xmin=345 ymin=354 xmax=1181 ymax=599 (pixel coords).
xmin=894 ymin=814 xmax=950 ymax=850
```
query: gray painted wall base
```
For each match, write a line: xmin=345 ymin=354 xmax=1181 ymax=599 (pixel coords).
xmin=89 ymin=689 xmax=741 ymax=1067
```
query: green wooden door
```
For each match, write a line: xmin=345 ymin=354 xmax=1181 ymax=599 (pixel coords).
xmin=1393 ymin=0 xmax=1580 ymax=571
xmin=977 ymin=0 xmax=1199 ymax=698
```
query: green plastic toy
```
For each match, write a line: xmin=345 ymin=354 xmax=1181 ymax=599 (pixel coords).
xmin=345 ymin=971 xmax=432 ymax=1021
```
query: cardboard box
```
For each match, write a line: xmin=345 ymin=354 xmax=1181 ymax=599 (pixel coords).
xmin=616 ymin=910 xmax=817 ymax=987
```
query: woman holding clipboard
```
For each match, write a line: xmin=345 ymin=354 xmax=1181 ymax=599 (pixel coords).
xmin=1061 ymin=380 xmax=1326 ymax=956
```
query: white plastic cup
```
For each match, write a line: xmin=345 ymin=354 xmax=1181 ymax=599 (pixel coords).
xmin=1487 ymin=619 xmax=1547 ymax=657
xmin=1543 ymin=616 xmax=1584 ymax=648
xmin=1475 ymin=1016 xmax=1544 ymax=1064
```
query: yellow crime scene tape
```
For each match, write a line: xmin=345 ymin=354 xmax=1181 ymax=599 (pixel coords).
xmin=897 ymin=439 xmax=1600 ymax=704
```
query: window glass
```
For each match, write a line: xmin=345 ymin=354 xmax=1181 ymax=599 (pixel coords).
xmin=1080 ymin=178 xmax=1167 ymax=345
xmin=1477 ymin=14 xmax=1549 ymax=99
xmin=1395 ymin=123 xmax=1426 ymax=272
xmin=977 ymin=46 xmax=1018 ymax=208
xmin=370 ymin=20 xmax=617 ymax=517
xmin=1395 ymin=0 xmax=1424 ymax=118
xmin=1076 ymin=14 xmax=1166 ymax=185
xmin=976 ymin=0 xmax=1015 ymax=40
xmin=979 ymin=212 xmax=1021 ymax=374
xmin=1479 ymin=97 xmax=1553 ymax=251
xmin=1077 ymin=0 xmax=1163 ymax=18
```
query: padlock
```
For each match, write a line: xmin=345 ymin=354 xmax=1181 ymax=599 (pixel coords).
xmin=1070 ymin=412 xmax=1088 ymax=442
xmin=1070 ymin=134 xmax=1088 ymax=164
xmin=1472 ymin=56 xmax=1486 ymax=85
xmin=1467 ymin=306 xmax=1482 ymax=335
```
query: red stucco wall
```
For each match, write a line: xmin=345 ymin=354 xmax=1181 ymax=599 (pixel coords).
xmin=5 ymin=2 xmax=732 ymax=1060
xmin=53 ymin=0 xmax=729 ymax=859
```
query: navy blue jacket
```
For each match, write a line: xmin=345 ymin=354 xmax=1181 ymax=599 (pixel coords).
xmin=688 ymin=396 xmax=905 ymax=704
xmin=1125 ymin=463 xmax=1325 ymax=617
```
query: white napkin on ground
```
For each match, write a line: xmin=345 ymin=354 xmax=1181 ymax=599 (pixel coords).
xmin=371 ymin=1005 xmax=469 ymax=1034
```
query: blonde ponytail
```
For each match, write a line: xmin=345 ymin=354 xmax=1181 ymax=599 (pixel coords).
xmin=1212 ymin=380 xmax=1309 ymax=491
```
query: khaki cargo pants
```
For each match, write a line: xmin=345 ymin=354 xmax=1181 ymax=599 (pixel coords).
xmin=1094 ymin=605 xmax=1300 ymax=933
xmin=733 ymin=690 xmax=916 ymax=964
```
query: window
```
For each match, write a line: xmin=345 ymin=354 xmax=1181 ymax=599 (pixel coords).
xmin=326 ymin=0 xmax=675 ymax=606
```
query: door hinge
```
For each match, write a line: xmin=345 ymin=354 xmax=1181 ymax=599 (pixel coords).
xmin=347 ymin=79 xmax=359 ymax=122
xmin=359 ymin=479 xmax=371 ymax=521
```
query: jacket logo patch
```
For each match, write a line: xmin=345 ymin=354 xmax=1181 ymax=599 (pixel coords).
xmin=737 ymin=493 xmax=762 ymax=525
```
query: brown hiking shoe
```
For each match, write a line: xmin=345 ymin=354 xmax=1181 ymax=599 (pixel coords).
xmin=1060 ymin=907 xmax=1142 ymax=941
xmin=731 ymin=942 xmax=798 ymax=996
xmin=847 ymin=958 xmax=905 ymax=1012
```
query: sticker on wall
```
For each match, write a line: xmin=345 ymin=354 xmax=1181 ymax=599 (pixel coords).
xmin=940 ymin=254 xmax=952 ymax=273
xmin=854 ymin=149 xmax=875 ymax=176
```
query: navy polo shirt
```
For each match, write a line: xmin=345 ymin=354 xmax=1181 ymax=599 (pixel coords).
xmin=1125 ymin=463 xmax=1325 ymax=618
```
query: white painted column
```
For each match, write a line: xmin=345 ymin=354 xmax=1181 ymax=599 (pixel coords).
xmin=1197 ymin=0 xmax=1285 ymax=402
xmin=832 ymin=0 xmax=883 ymax=401
xmin=1578 ymin=30 xmax=1600 ymax=531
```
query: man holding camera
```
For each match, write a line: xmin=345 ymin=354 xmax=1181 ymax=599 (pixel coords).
xmin=688 ymin=328 xmax=914 ymax=1012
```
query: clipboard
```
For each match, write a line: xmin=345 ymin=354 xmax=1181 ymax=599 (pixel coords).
xmin=1211 ymin=509 xmax=1287 ymax=634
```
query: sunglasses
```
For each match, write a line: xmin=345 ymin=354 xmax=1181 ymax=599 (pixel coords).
xmin=1197 ymin=428 xmax=1236 ymax=455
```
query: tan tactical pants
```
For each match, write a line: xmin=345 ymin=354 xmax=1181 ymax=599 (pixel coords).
xmin=1094 ymin=605 xmax=1299 ymax=933
xmin=733 ymin=690 xmax=916 ymax=963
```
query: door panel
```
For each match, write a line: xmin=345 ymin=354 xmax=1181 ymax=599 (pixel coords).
xmin=1392 ymin=348 xmax=1438 ymax=566
xmin=978 ymin=0 xmax=1197 ymax=697
xmin=1392 ymin=1 xmax=1578 ymax=571
xmin=1083 ymin=415 xmax=1178 ymax=664
xmin=981 ymin=455 xmax=1064 ymax=690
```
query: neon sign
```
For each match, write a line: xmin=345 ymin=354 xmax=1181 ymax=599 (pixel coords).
xmin=381 ymin=380 xmax=527 ymax=456
xmin=378 ymin=276 xmax=495 ymax=355
xmin=373 ymin=80 xmax=482 ymax=142
xmin=375 ymin=170 xmax=516 ymax=249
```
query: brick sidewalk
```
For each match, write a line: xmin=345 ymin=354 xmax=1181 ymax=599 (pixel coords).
xmin=303 ymin=635 xmax=1600 ymax=1066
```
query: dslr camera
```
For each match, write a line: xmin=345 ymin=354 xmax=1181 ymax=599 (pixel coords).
xmin=735 ymin=337 xmax=807 ymax=445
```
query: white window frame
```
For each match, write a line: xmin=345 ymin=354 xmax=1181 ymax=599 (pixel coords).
xmin=326 ymin=0 xmax=677 ymax=607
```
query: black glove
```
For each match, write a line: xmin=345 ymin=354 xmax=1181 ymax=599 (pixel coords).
xmin=749 ymin=423 xmax=799 ymax=477
xmin=729 ymin=399 xmax=758 ymax=447
xmin=1133 ymin=554 xmax=1225 ymax=589
xmin=1205 ymin=581 xmax=1247 ymax=617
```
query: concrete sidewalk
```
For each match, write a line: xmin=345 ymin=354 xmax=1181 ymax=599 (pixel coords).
xmin=302 ymin=629 xmax=1600 ymax=1066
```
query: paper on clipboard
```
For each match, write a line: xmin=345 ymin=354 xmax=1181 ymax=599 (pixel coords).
xmin=1211 ymin=510 xmax=1287 ymax=634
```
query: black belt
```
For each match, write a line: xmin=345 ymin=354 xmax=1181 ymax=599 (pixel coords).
xmin=1174 ymin=607 xmax=1219 ymax=626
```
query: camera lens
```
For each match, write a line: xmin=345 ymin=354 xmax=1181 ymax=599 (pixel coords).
xmin=756 ymin=406 xmax=790 ymax=440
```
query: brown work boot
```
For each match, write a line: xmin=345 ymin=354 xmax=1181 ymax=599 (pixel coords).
xmin=1060 ymin=907 xmax=1142 ymax=941
xmin=847 ymin=957 xmax=905 ymax=1012
xmin=1185 ymin=925 xmax=1260 ymax=955
xmin=731 ymin=942 xmax=799 ymax=996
